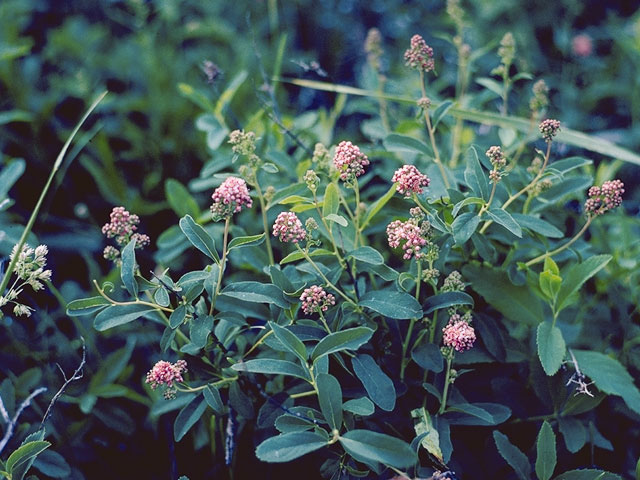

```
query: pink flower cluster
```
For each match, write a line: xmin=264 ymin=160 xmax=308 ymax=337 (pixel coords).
xmin=387 ymin=219 xmax=427 ymax=260
xmin=102 ymin=206 xmax=150 ymax=248
xmin=404 ymin=34 xmax=435 ymax=72
xmin=584 ymin=179 xmax=624 ymax=216
xmin=300 ymin=285 xmax=336 ymax=315
xmin=272 ymin=212 xmax=306 ymax=243
xmin=539 ymin=119 xmax=561 ymax=142
xmin=210 ymin=176 xmax=253 ymax=220
xmin=442 ymin=315 xmax=476 ymax=352
xmin=333 ymin=141 xmax=370 ymax=182
xmin=392 ymin=165 xmax=430 ymax=197
xmin=145 ymin=360 xmax=187 ymax=399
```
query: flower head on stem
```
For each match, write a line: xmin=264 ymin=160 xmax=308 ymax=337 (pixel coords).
xmin=442 ymin=313 xmax=476 ymax=352
xmin=392 ymin=165 xmax=430 ymax=198
xmin=210 ymin=176 xmax=253 ymax=221
xmin=272 ymin=211 xmax=307 ymax=243
xmin=145 ymin=359 xmax=188 ymax=400
xmin=584 ymin=179 xmax=624 ymax=216
xmin=539 ymin=119 xmax=561 ymax=142
xmin=300 ymin=285 xmax=336 ymax=315
xmin=333 ymin=141 xmax=370 ymax=183
xmin=404 ymin=34 xmax=435 ymax=73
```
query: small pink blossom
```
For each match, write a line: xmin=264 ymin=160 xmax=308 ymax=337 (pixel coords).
xmin=392 ymin=165 xmax=430 ymax=197
xmin=102 ymin=206 xmax=150 ymax=248
xmin=572 ymin=34 xmax=593 ymax=57
xmin=146 ymin=360 xmax=187 ymax=399
xmin=485 ymin=146 xmax=506 ymax=169
xmin=210 ymin=176 xmax=253 ymax=220
xmin=272 ymin=212 xmax=306 ymax=243
xmin=300 ymin=285 xmax=336 ymax=315
xmin=387 ymin=219 xmax=427 ymax=260
xmin=333 ymin=141 xmax=370 ymax=182
xmin=442 ymin=316 xmax=476 ymax=352
xmin=539 ymin=119 xmax=561 ymax=142
xmin=584 ymin=179 xmax=624 ymax=216
xmin=404 ymin=34 xmax=435 ymax=72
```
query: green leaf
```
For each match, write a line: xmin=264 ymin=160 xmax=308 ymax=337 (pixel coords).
xmin=558 ymin=417 xmax=587 ymax=453
xmin=280 ymin=248 xmax=334 ymax=265
xmin=539 ymin=270 xmax=562 ymax=301
xmin=352 ymin=354 xmax=396 ymax=412
xmin=463 ymin=265 xmax=543 ymax=325
xmin=423 ymin=291 xmax=474 ymax=314
xmin=6 ymin=441 xmax=51 ymax=474
xmin=411 ymin=343 xmax=444 ymax=373
xmin=476 ymin=77 xmax=503 ymax=96
xmin=231 ymin=359 xmax=310 ymax=381
xmin=188 ymin=315 xmax=213 ymax=348
xmin=121 ymin=238 xmax=139 ymax=298
xmin=220 ymin=282 xmax=288 ymax=308
xmin=555 ymin=255 xmax=612 ymax=314
xmin=383 ymin=133 xmax=433 ymax=157
xmin=536 ymin=421 xmax=557 ymax=480
xmin=547 ymin=157 xmax=592 ymax=175
xmin=32 ymin=450 xmax=71 ymax=479
xmin=179 ymin=214 xmax=220 ymax=263
xmin=311 ymin=327 xmax=374 ymax=362
xmin=316 ymin=373 xmax=343 ymax=431
xmin=361 ymin=184 xmax=397 ymax=230
xmin=94 ymin=304 xmax=156 ymax=331
xmin=554 ymin=469 xmax=622 ymax=480
xmin=325 ymin=213 xmax=348 ymax=227
xmin=446 ymin=403 xmax=512 ymax=426
xmin=511 ymin=214 xmax=564 ymax=238
xmin=255 ymin=432 xmax=327 ymax=463
xmin=359 ymin=290 xmax=422 ymax=319
xmin=411 ymin=407 xmax=443 ymax=463
xmin=452 ymin=212 xmax=481 ymax=245
xmin=0 ymin=159 xmax=25 ymax=199
xmin=228 ymin=233 xmax=265 ymax=250
xmin=452 ymin=196 xmax=485 ymax=216
xmin=66 ymin=296 xmax=110 ymax=316
xmin=169 ymin=304 xmax=187 ymax=329
xmin=339 ymin=430 xmax=416 ymax=469
xmin=464 ymin=146 xmax=489 ymax=200
xmin=269 ymin=322 xmax=308 ymax=364
xmin=447 ymin=403 xmax=494 ymax=423
xmin=493 ymin=431 xmax=531 ymax=480
xmin=347 ymin=246 xmax=384 ymax=265
xmin=343 ymin=397 xmax=375 ymax=416
xmin=432 ymin=100 xmax=454 ymax=129
xmin=322 ymin=183 xmax=340 ymax=218
xmin=174 ymin=394 xmax=207 ymax=442
xmin=572 ymin=350 xmax=640 ymax=416
xmin=165 ymin=179 xmax=200 ymax=219
xmin=203 ymin=385 xmax=224 ymax=415
xmin=537 ymin=321 xmax=566 ymax=376
xmin=487 ymin=208 xmax=522 ymax=237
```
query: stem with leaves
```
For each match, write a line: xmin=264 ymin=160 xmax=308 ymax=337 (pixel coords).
xmin=438 ymin=354 xmax=454 ymax=414
xmin=419 ymin=71 xmax=450 ymax=189
xmin=525 ymin=215 xmax=593 ymax=267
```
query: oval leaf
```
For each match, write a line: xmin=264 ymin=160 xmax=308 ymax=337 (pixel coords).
xmin=535 ymin=420 xmax=557 ymax=480
xmin=352 ymin=354 xmax=396 ymax=412
xmin=347 ymin=246 xmax=384 ymax=265
xmin=220 ymin=282 xmax=288 ymax=308
xmin=537 ymin=321 xmax=566 ymax=376
xmin=179 ymin=214 xmax=220 ymax=262
xmin=339 ymin=429 xmax=416 ymax=469
xmin=423 ymin=291 xmax=474 ymax=314
xmin=452 ymin=212 xmax=481 ymax=246
xmin=120 ymin=238 xmax=139 ymax=298
xmin=487 ymin=208 xmax=522 ymax=237
xmin=255 ymin=432 xmax=327 ymax=463
xmin=316 ymin=373 xmax=343 ymax=431
xmin=66 ymin=296 xmax=110 ymax=316
xmin=231 ymin=359 xmax=310 ymax=381
xmin=174 ymin=394 xmax=207 ymax=442
xmin=360 ymin=290 xmax=422 ymax=319
xmin=493 ymin=431 xmax=532 ymax=480
xmin=228 ymin=233 xmax=265 ymax=251
xmin=94 ymin=304 xmax=156 ymax=331
xmin=311 ymin=327 xmax=374 ymax=362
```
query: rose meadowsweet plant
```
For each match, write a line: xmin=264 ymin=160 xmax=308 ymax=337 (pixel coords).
xmin=65 ymin=30 xmax=640 ymax=480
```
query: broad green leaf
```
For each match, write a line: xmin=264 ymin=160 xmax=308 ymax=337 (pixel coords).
xmin=228 ymin=233 xmax=265 ymax=250
xmin=343 ymin=397 xmax=375 ymax=416
xmin=165 ymin=179 xmax=200 ymax=219
xmin=188 ymin=315 xmax=213 ymax=348
xmin=511 ymin=214 xmax=564 ymax=238
xmin=359 ymin=290 xmax=422 ymax=319
xmin=121 ymin=238 xmax=138 ymax=298
xmin=32 ymin=450 xmax=71 ymax=479
xmin=352 ymin=354 xmax=396 ymax=412
xmin=572 ymin=350 xmax=640 ymax=416
xmin=0 ymin=159 xmax=25 ymax=199
xmin=0 ymin=109 xmax=33 ymax=124
xmin=220 ymin=282 xmax=288 ymax=308
xmin=325 ymin=213 xmax=348 ymax=227
xmin=6 ymin=441 xmax=51 ymax=474
xmin=178 ymin=83 xmax=215 ymax=112
xmin=66 ymin=296 xmax=110 ymax=316
xmin=411 ymin=343 xmax=444 ymax=373
xmin=463 ymin=265 xmax=543 ymax=325
xmin=532 ymin=176 xmax=593 ymax=212
xmin=452 ymin=196 xmax=484 ymax=216
xmin=423 ymin=291 xmax=474 ymax=314
xmin=311 ymin=327 xmax=374 ymax=362
xmin=214 ymin=70 xmax=248 ymax=118
xmin=554 ymin=470 xmax=622 ymax=480
xmin=316 ymin=373 xmax=343 ymax=431
xmin=487 ymin=208 xmax=522 ymax=237
xmin=558 ymin=417 xmax=587 ymax=453
xmin=452 ymin=212 xmax=481 ymax=245
xmin=280 ymin=248 xmax=334 ymax=265
xmin=536 ymin=421 xmax=557 ymax=480
xmin=94 ymin=304 xmax=156 ymax=331
xmin=464 ymin=146 xmax=489 ymax=200
xmin=255 ymin=432 xmax=327 ymax=463
xmin=339 ymin=430 xmax=416 ymax=469
xmin=411 ymin=407 xmax=443 ymax=463
xmin=361 ymin=184 xmax=397 ymax=230
xmin=446 ymin=403 xmax=511 ymax=426
xmin=547 ymin=156 xmax=592 ymax=175
xmin=432 ymin=100 xmax=454 ymax=129
xmin=275 ymin=414 xmax=316 ymax=433
xmin=322 ymin=183 xmax=340 ymax=218
xmin=476 ymin=77 xmax=503 ymax=96
xmin=179 ymin=214 xmax=220 ymax=263
xmin=169 ymin=305 xmax=187 ymax=329
xmin=347 ymin=246 xmax=384 ymax=265
xmin=493 ymin=431 xmax=531 ymax=480
xmin=555 ymin=255 xmax=612 ymax=314
xmin=203 ymin=385 xmax=224 ymax=415
xmin=231 ymin=359 xmax=310 ymax=381
xmin=269 ymin=322 xmax=308 ymax=364
xmin=539 ymin=270 xmax=562 ymax=300
xmin=174 ymin=394 xmax=207 ymax=442
xmin=537 ymin=321 xmax=566 ymax=376
xmin=383 ymin=133 xmax=433 ymax=157
xmin=447 ymin=403 xmax=494 ymax=423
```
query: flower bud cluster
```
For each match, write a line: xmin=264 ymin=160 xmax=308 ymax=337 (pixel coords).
xmin=228 ymin=130 xmax=257 ymax=157
xmin=498 ymin=32 xmax=515 ymax=67
xmin=417 ymin=97 xmax=431 ymax=110
xmin=364 ymin=28 xmax=384 ymax=73
xmin=210 ymin=176 xmax=253 ymax=221
xmin=387 ymin=219 xmax=427 ymax=260
xmin=333 ymin=141 xmax=370 ymax=183
xmin=539 ymin=119 xmax=561 ymax=142
xmin=392 ymin=165 xmax=430 ymax=198
xmin=145 ymin=360 xmax=188 ymax=400
xmin=584 ymin=179 xmax=624 ymax=216
xmin=441 ymin=271 xmax=465 ymax=293
xmin=404 ymin=35 xmax=435 ymax=73
xmin=304 ymin=170 xmax=320 ymax=193
xmin=442 ymin=313 xmax=476 ymax=352
xmin=530 ymin=79 xmax=549 ymax=113
xmin=312 ymin=143 xmax=331 ymax=172
xmin=102 ymin=206 xmax=151 ymax=249
xmin=300 ymin=285 xmax=336 ymax=315
xmin=272 ymin=212 xmax=307 ymax=243
xmin=485 ymin=146 xmax=507 ymax=183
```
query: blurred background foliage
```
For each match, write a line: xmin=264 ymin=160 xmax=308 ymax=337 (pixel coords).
xmin=1 ymin=0 xmax=639 ymax=479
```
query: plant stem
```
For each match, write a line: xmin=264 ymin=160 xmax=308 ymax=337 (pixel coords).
xmin=93 ymin=279 xmax=173 ymax=313
xmin=254 ymin=181 xmax=275 ymax=265
xmin=478 ymin=181 xmax=498 ymax=216
xmin=290 ymin=390 xmax=317 ymax=399
xmin=318 ymin=311 xmax=332 ymax=333
xmin=420 ymin=71 xmax=450 ymax=189
xmin=438 ymin=355 xmax=453 ymax=414
xmin=210 ymin=217 xmax=231 ymax=314
xmin=525 ymin=216 xmax=593 ymax=267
